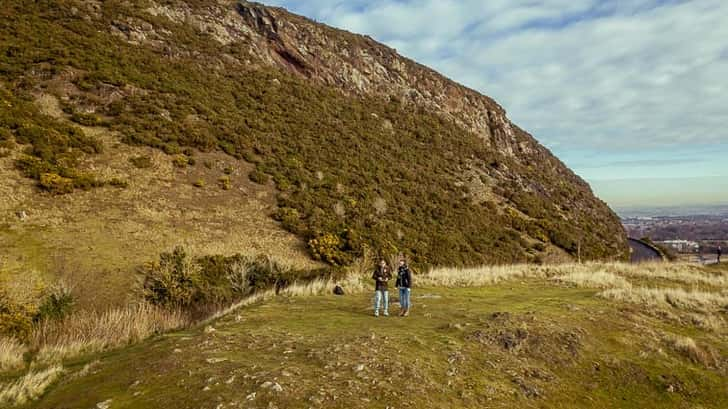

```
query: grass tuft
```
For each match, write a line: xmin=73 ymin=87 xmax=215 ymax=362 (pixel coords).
xmin=553 ymin=270 xmax=632 ymax=289
xmin=31 ymin=304 xmax=188 ymax=364
xmin=0 ymin=337 xmax=26 ymax=373
xmin=0 ymin=365 xmax=63 ymax=407
xmin=598 ymin=287 xmax=728 ymax=312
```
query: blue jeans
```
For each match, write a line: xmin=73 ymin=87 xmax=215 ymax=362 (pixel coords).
xmin=399 ymin=288 xmax=411 ymax=309
xmin=374 ymin=290 xmax=389 ymax=314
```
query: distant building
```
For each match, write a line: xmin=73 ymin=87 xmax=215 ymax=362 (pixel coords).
xmin=658 ymin=240 xmax=699 ymax=253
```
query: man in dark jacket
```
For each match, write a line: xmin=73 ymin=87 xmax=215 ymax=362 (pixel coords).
xmin=372 ymin=260 xmax=392 ymax=317
xmin=396 ymin=259 xmax=413 ymax=317
xmin=718 ymin=246 xmax=722 ymax=263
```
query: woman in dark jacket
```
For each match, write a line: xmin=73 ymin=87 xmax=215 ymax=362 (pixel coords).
xmin=396 ymin=259 xmax=412 ymax=316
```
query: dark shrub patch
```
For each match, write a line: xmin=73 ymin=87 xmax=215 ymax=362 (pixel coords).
xmin=141 ymin=247 xmax=330 ymax=314
xmin=249 ymin=169 xmax=269 ymax=185
xmin=129 ymin=155 xmax=153 ymax=169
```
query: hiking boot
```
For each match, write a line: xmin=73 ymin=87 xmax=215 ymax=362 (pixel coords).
xmin=374 ymin=311 xmax=379 ymax=317
xmin=399 ymin=309 xmax=405 ymax=317
xmin=383 ymin=311 xmax=389 ymax=317
xmin=403 ymin=309 xmax=409 ymax=317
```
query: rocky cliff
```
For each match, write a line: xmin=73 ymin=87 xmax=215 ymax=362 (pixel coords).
xmin=0 ymin=0 xmax=628 ymax=266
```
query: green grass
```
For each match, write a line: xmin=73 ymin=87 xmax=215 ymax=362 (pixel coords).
xmin=20 ymin=281 xmax=728 ymax=409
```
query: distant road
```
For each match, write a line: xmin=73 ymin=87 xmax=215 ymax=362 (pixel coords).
xmin=628 ymin=238 xmax=663 ymax=263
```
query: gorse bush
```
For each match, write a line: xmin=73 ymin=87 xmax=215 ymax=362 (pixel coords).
xmin=0 ymin=0 xmax=626 ymax=265
xmin=140 ymin=247 xmax=201 ymax=309
xmin=0 ymin=283 xmax=75 ymax=341
xmin=0 ymin=291 xmax=36 ymax=341
xmin=38 ymin=173 xmax=74 ymax=195
xmin=141 ymin=247 xmax=326 ymax=313
xmin=35 ymin=283 xmax=74 ymax=323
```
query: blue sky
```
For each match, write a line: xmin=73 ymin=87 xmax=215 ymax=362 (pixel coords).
xmin=264 ymin=0 xmax=728 ymax=209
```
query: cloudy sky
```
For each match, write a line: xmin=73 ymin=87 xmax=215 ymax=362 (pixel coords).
xmin=265 ymin=0 xmax=728 ymax=210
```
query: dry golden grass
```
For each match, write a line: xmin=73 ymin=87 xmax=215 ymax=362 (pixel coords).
xmin=202 ymin=289 xmax=277 ymax=324
xmin=686 ymin=313 xmax=726 ymax=332
xmin=554 ymin=270 xmax=631 ymax=289
xmin=599 ymin=287 xmax=728 ymax=312
xmin=599 ymin=262 xmax=728 ymax=288
xmin=279 ymin=273 xmax=367 ymax=298
xmin=0 ymin=337 xmax=26 ymax=372
xmin=30 ymin=303 xmax=189 ymax=364
xmin=419 ymin=264 xmax=547 ymax=287
xmin=0 ymin=365 xmax=63 ymax=407
xmin=664 ymin=334 xmax=718 ymax=367
xmin=552 ymin=270 xmax=632 ymax=289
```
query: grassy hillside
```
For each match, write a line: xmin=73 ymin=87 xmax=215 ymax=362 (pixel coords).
xmin=2 ymin=262 xmax=726 ymax=408
xmin=0 ymin=0 xmax=627 ymax=269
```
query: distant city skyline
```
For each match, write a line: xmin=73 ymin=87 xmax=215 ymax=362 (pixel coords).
xmin=265 ymin=0 xmax=728 ymax=210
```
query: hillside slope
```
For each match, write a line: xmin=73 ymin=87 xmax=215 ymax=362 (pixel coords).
xmin=0 ymin=0 xmax=627 ymax=270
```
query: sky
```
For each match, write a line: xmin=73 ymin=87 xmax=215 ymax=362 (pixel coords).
xmin=263 ymin=0 xmax=728 ymax=210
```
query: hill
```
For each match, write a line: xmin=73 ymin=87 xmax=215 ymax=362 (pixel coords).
xmin=2 ymin=262 xmax=727 ymax=408
xmin=1 ymin=0 xmax=626 ymax=289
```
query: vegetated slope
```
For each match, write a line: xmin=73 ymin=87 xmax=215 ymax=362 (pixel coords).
xmin=0 ymin=0 xmax=627 ymax=266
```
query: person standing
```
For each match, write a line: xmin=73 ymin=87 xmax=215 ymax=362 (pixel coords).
xmin=372 ymin=259 xmax=392 ymax=317
xmin=396 ymin=259 xmax=412 ymax=317
xmin=718 ymin=246 xmax=722 ymax=263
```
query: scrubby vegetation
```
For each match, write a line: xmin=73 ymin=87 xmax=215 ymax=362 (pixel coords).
xmin=140 ymin=246 xmax=332 ymax=315
xmin=0 ymin=0 xmax=626 ymax=266
xmin=0 ymin=282 xmax=75 ymax=342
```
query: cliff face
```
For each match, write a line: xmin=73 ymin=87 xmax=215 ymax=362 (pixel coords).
xmin=0 ymin=0 xmax=628 ymax=265
xmin=143 ymin=1 xmax=529 ymax=157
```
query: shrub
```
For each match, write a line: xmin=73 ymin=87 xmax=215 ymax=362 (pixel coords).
xmin=248 ymin=169 xmax=269 ymax=184
xmin=141 ymin=247 xmax=201 ymax=309
xmin=172 ymin=155 xmax=189 ymax=168
xmin=274 ymin=207 xmax=302 ymax=232
xmin=223 ymin=166 xmax=234 ymax=175
xmin=70 ymin=112 xmax=104 ymax=127
xmin=308 ymin=233 xmax=352 ymax=266
xmin=141 ymin=248 xmax=311 ymax=313
xmin=39 ymin=173 xmax=73 ymax=195
xmin=129 ymin=155 xmax=153 ymax=169
xmin=35 ymin=283 xmax=74 ymax=322
xmin=193 ymin=179 xmax=205 ymax=188
xmin=0 ymin=291 xmax=36 ymax=341
xmin=72 ymin=174 xmax=105 ymax=191
xmin=218 ymin=176 xmax=231 ymax=190
xmin=109 ymin=178 xmax=129 ymax=188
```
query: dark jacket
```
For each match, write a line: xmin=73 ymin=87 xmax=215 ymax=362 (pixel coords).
xmin=396 ymin=265 xmax=412 ymax=289
xmin=372 ymin=266 xmax=392 ymax=291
